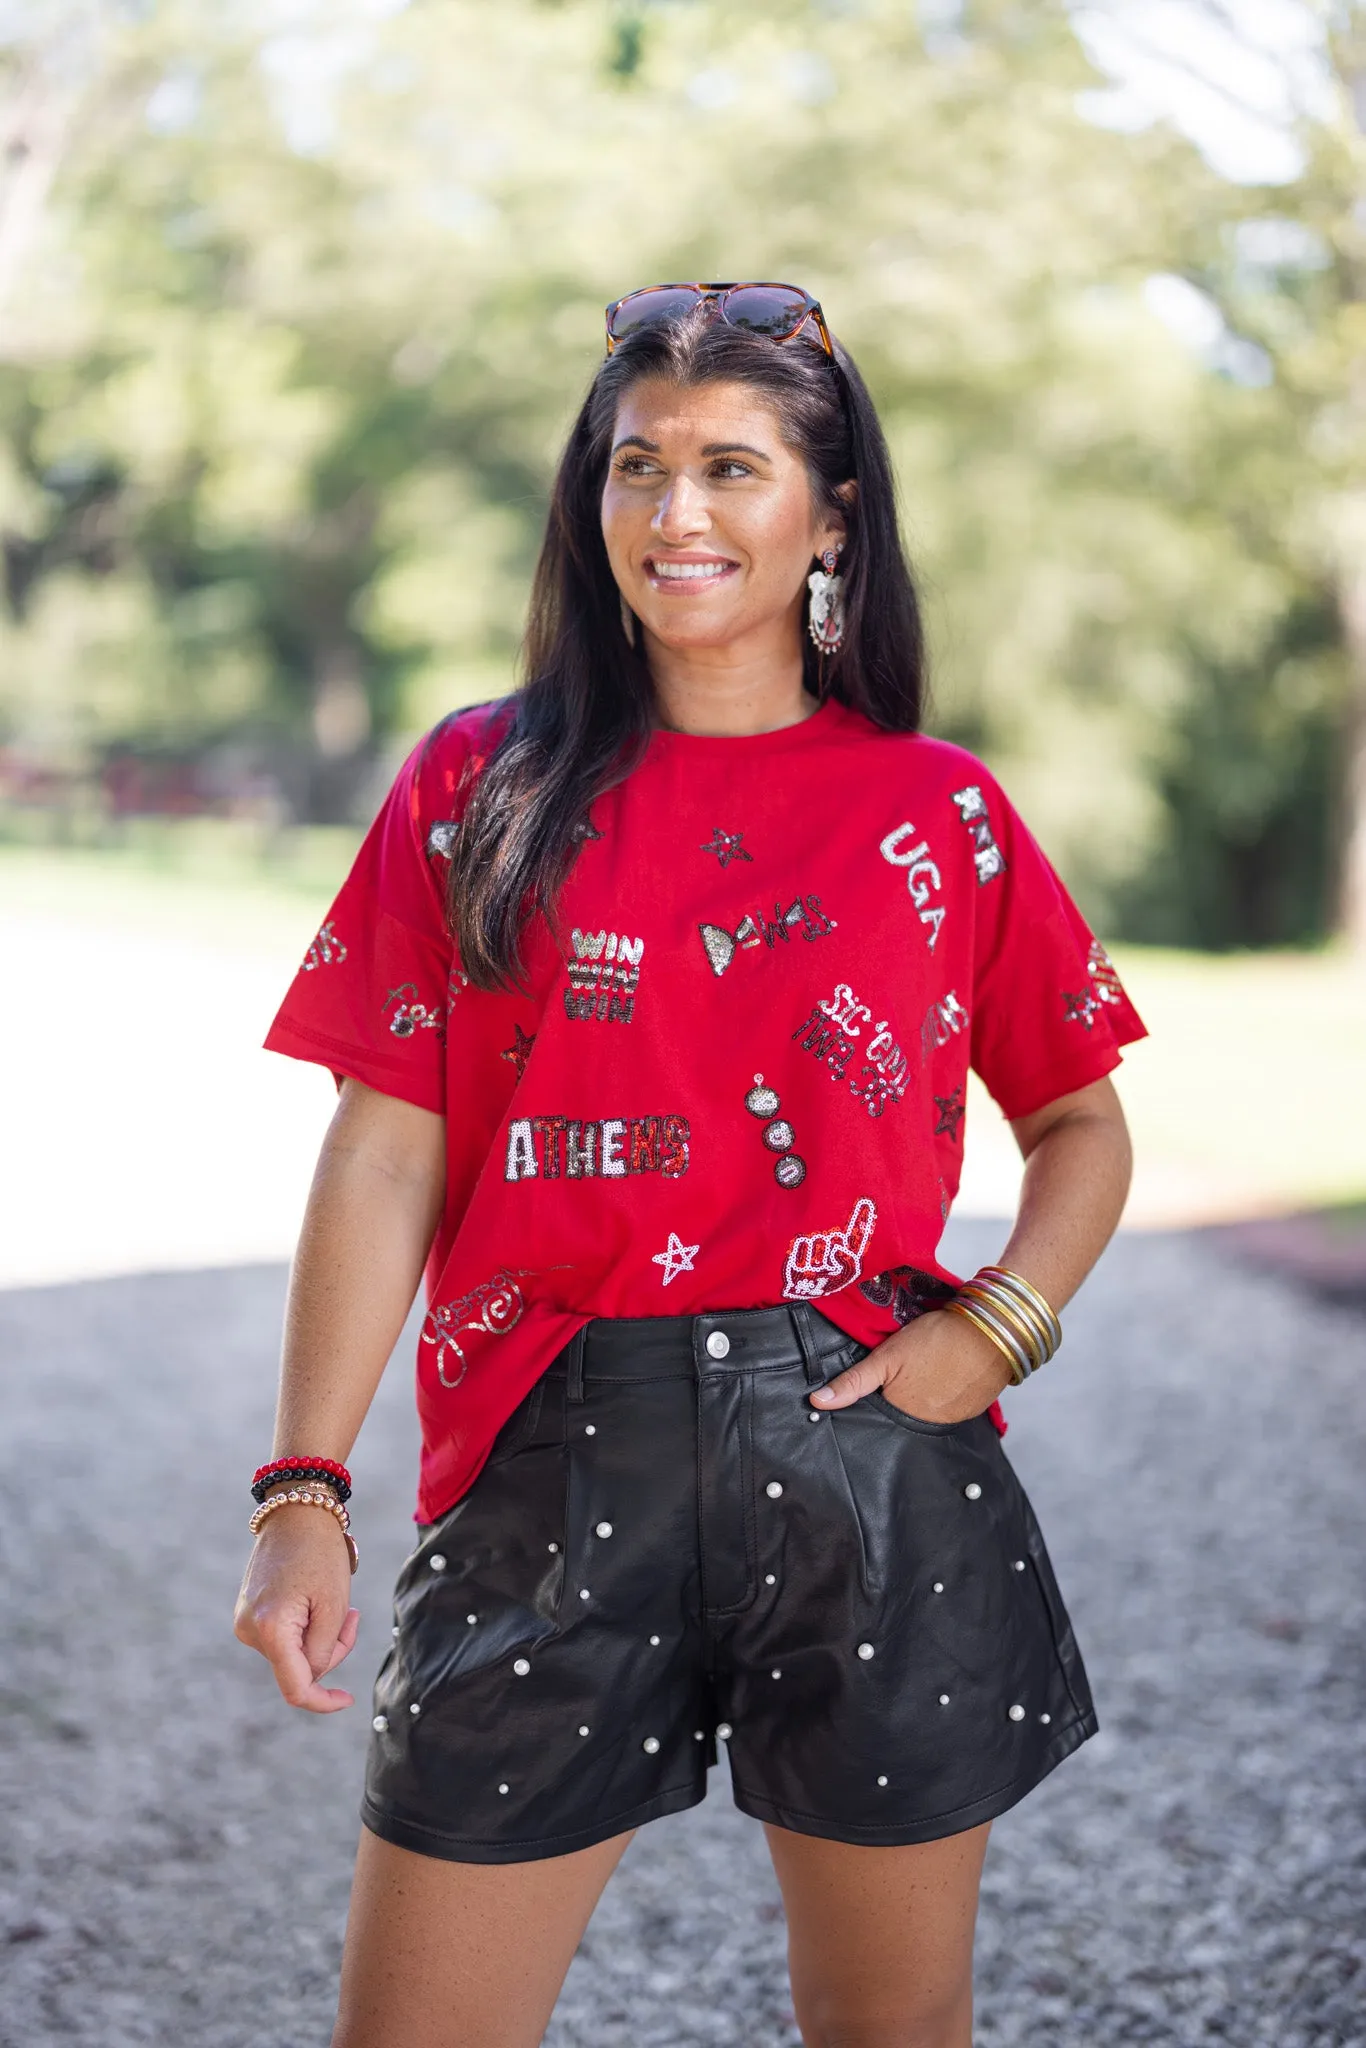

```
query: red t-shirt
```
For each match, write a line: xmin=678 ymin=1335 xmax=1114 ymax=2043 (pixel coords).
xmin=266 ymin=698 xmax=1146 ymax=1521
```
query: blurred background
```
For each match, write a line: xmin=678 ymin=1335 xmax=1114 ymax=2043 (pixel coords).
xmin=1 ymin=0 xmax=1364 ymax=1286
xmin=2 ymin=5 xmax=1366 ymax=2045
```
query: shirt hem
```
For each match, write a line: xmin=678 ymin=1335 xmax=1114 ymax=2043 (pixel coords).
xmin=264 ymin=1017 xmax=446 ymax=1116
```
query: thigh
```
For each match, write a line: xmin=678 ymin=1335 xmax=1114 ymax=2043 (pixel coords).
xmin=332 ymin=1825 xmax=634 ymax=2048
xmin=763 ymin=1820 xmax=991 ymax=2048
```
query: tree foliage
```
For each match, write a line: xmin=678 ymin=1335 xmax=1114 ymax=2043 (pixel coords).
xmin=0 ymin=0 xmax=1359 ymax=945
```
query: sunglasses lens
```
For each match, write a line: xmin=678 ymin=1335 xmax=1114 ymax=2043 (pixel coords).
xmin=722 ymin=286 xmax=813 ymax=338
xmin=608 ymin=286 xmax=705 ymax=341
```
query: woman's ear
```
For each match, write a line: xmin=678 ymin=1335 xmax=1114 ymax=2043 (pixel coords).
xmin=818 ymin=479 xmax=857 ymax=556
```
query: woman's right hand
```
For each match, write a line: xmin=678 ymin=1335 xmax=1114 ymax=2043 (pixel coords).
xmin=233 ymin=1509 xmax=360 ymax=1713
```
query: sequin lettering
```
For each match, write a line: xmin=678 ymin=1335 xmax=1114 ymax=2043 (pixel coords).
xmin=920 ymin=991 xmax=970 ymax=1058
xmin=951 ymin=785 xmax=1007 ymax=886
xmin=301 ymin=921 xmax=347 ymax=971
xmin=505 ymin=1114 xmax=689 ymax=1181
xmin=1087 ymin=939 xmax=1126 ymax=1006
xmin=426 ymin=820 xmax=460 ymax=862
xmin=878 ymin=824 xmax=946 ymax=949
xmin=698 ymin=893 xmax=835 ymax=977
xmin=422 ymin=1271 xmax=526 ymax=1390
xmin=783 ymin=1197 xmax=877 ymax=1301
xmin=564 ymin=930 xmax=645 ymax=1023
xmin=791 ymin=1006 xmax=855 ymax=1078
xmin=797 ymin=984 xmax=911 ymax=1116
xmin=384 ymin=983 xmax=444 ymax=1040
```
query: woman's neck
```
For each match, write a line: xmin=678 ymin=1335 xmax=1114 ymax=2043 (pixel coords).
xmin=646 ymin=635 xmax=819 ymax=738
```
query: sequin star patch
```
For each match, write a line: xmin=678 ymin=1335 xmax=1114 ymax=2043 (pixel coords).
xmin=700 ymin=828 xmax=753 ymax=868
xmin=652 ymin=1233 xmax=700 ymax=1286
xmin=933 ymin=1088 xmax=965 ymax=1143
xmin=500 ymin=1023 xmax=536 ymax=1079
xmin=1062 ymin=989 xmax=1100 ymax=1031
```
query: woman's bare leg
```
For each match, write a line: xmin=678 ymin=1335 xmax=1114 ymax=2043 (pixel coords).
xmin=332 ymin=1826 xmax=635 ymax=2048
xmin=763 ymin=1821 xmax=991 ymax=2048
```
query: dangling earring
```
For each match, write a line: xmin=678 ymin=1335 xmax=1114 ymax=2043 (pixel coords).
xmin=807 ymin=542 xmax=845 ymax=654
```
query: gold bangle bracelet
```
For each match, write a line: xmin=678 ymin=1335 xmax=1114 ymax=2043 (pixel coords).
xmin=977 ymin=1266 xmax=1062 ymax=1355
xmin=944 ymin=1296 xmax=1030 ymax=1386
xmin=957 ymin=1282 xmax=1048 ymax=1371
xmin=967 ymin=1276 xmax=1053 ymax=1357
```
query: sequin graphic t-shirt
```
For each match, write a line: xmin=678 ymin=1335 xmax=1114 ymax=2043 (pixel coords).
xmin=266 ymin=700 xmax=1147 ymax=1521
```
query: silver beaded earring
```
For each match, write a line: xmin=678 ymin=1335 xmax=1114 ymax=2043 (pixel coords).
xmin=807 ymin=542 xmax=846 ymax=655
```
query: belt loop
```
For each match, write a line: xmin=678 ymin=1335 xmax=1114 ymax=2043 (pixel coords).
xmin=789 ymin=1303 xmax=825 ymax=1387
xmin=565 ymin=1326 xmax=587 ymax=1406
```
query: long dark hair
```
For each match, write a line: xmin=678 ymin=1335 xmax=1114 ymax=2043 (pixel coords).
xmin=449 ymin=307 xmax=927 ymax=990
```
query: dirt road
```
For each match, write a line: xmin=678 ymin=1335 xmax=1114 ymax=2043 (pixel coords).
xmin=2 ymin=1219 xmax=1363 ymax=2046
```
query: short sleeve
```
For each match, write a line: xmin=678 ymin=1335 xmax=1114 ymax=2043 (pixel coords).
xmin=264 ymin=719 xmax=475 ymax=1115
xmin=966 ymin=778 xmax=1147 ymax=1121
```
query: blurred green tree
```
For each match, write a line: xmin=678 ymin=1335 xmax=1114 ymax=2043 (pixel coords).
xmin=0 ymin=0 xmax=1357 ymax=944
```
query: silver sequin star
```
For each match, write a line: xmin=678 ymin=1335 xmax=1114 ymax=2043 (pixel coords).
xmin=700 ymin=828 xmax=752 ymax=868
xmin=652 ymin=1233 xmax=700 ymax=1286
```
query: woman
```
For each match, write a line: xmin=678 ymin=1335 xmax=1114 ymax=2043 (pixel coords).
xmin=235 ymin=281 xmax=1145 ymax=2048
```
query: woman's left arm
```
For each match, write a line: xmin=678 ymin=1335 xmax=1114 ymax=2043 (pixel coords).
xmin=811 ymin=1076 xmax=1133 ymax=1422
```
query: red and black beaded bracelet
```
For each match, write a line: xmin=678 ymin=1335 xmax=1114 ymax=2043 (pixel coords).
xmin=251 ymin=1456 xmax=352 ymax=1505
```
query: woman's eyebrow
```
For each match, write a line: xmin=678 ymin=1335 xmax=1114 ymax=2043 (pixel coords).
xmin=611 ymin=434 xmax=661 ymax=454
xmin=701 ymin=441 xmax=771 ymax=459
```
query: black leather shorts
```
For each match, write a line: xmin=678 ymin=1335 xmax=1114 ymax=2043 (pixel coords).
xmin=362 ymin=1306 xmax=1097 ymax=1864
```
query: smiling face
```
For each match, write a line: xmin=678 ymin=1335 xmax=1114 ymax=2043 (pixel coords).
xmin=600 ymin=377 xmax=847 ymax=666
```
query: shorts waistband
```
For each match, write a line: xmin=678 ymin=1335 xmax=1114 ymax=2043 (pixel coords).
xmin=557 ymin=1304 xmax=860 ymax=1386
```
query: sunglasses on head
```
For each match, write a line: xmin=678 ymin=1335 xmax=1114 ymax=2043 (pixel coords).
xmin=604 ymin=281 xmax=836 ymax=363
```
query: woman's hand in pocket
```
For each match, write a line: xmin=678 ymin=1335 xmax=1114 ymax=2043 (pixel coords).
xmin=234 ymin=1509 xmax=360 ymax=1713
xmin=810 ymin=1311 xmax=1011 ymax=1425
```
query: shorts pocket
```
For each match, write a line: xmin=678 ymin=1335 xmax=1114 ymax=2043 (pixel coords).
xmin=483 ymin=1377 xmax=547 ymax=1467
xmin=863 ymin=1388 xmax=983 ymax=1437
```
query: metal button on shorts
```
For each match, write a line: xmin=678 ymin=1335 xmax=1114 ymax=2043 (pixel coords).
xmin=362 ymin=1306 xmax=1097 ymax=1864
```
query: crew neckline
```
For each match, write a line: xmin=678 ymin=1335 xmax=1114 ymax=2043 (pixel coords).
xmin=647 ymin=696 xmax=854 ymax=758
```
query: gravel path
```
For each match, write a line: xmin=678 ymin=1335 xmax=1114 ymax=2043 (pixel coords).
xmin=2 ymin=1219 xmax=1363 ymax=2046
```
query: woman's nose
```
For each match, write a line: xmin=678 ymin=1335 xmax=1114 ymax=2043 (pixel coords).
xmin=651 ymin=475 xmax=710 ymax=544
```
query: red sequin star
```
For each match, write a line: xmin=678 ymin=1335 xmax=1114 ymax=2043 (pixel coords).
xmin=500 ymin=1024 xmax=536 ymax=1079
xmin=933 ymin=1089 xmax=965 ymax=1143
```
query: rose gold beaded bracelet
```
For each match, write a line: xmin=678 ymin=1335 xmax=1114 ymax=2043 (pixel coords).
xmin=248 ymin=1487 xmax=359 ymax=1572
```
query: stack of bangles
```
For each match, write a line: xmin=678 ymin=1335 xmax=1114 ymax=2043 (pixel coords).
xmin=943 ymin=1264 xmax=1063 ymax=1386
xmin=248 ymin=1456 xmax=359 ymax=1572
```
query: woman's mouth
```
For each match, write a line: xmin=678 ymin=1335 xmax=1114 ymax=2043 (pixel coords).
xmin=643 ymin=555 xmax=739 ymax=593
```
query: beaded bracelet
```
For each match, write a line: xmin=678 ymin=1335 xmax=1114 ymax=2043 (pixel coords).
xmin=251 ymin=1456 xmax=352 ymax=1504
xmin=248 ymin=1488 xmax=359 ymax=1573
xmin=250 ymin=1465 xmax=351 ymax=1506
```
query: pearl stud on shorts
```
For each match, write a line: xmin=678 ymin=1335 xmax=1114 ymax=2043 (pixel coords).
xmin=857 ymin=1642 xmax=875 ymax=1660
xmin=1008 ymin=1703 xmax=1026 ymax=1721
xmin=765 ymin=1481 xmax=784 ymax=1499
xmin=964 ymin=1482 xmax=982 ymax=1500
xmin=706 ymin=1330 xmax=730 ymax=1359
xmin=429 ymin=1554 xmax=447 ymax=1572
xmin=596 ymin=1522 xmax=613 ymax=1538
xmin=513 ymin=1658 xmax=531 ymax=1676
xmin=372 ymin=1714 xmax=388 ymax=1732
